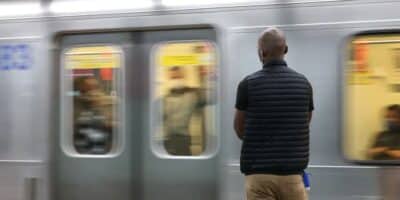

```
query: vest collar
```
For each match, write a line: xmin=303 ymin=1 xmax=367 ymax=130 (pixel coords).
xmin=262 ymin=59 xmax=287 ymax=69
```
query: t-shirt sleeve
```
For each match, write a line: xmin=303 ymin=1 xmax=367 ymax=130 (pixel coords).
xmin=373 ymin=132 xmax=390 ymax=148
xmin=373 ymin=134 xmax=384 ymax=147
xmin=235 ymin=78 xmax=248 ymax=111
xmin=308 ymin=82 xmax=314 ymax=112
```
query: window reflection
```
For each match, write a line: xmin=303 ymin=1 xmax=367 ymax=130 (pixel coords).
xmin=154 ymin=41 xmax=217 ymax=156
xmin=345 ymin=33 xmax=400 ymax=162
xmin=63 ymin=46 xmax=122 ymax=155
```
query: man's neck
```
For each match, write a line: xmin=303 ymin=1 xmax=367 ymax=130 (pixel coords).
xmin=262 ymin=57 xmax=284 ymax=65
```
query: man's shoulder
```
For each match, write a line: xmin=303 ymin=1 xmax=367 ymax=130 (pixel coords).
xmin=246 ymin=67 xmax=309 ymax=81
xmin=286 ymin=67 xmax=308 ymax=79
xmin=236 ymin=70 xmax=259 ymax=85
xmin=245 ymin=70 xmax=266 ymax=80
xmin=285 ymin=67 xmax=313 ymax=88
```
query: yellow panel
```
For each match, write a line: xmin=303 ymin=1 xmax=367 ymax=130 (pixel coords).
xmin=161 ymin=55 xmax=200 ymax=66
xmin=156 ymin=42 xmax=216 ymax=67
xmin=65 ymin=46 xmax=121 ymax=69
xmin=154 ymin=41 xmax=217 ymax=97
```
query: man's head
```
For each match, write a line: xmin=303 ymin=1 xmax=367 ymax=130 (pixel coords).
xmin=76 ymin=77 xmax=100 ymax=94
xmin=385 ymin=104 xmax=400 ymax=131
xmin=168 ymin=66 xmax=186 ymax=89
xmin=258 ymin=27 xmax=288 ymax=64
xmin=169 ymin=66 xmax=185 ymax=80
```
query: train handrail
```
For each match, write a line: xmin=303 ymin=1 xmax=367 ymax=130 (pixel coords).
xmin=0 ymin=160 xmax=43 ymax=166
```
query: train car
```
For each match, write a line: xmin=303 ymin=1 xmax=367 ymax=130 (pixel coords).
xmin=0 ymin=0 xmax=399 ymax=200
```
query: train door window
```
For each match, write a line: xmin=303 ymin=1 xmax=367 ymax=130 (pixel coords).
xmin=344 ymin=32 xmax=400 ymax=163
xmin=61 ymin=45 xmax=124 ymax=156
xmin=151 ymin=41 xmax=218 ymax=158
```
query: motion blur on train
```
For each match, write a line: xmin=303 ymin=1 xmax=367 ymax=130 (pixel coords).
xmin=0 ymin=0 xmax=400 ymax=199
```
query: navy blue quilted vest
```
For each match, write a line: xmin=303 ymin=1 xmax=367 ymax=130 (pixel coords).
xmin=240 ymin=61 xmax=312 ymax=175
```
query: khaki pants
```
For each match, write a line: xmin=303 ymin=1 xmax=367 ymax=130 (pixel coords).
xmin=245 ymin=174 xmax=308 ymax=200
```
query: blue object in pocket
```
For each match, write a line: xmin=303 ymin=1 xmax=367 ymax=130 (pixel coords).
xmin=302 ymin=171 xmax=311 ymax=191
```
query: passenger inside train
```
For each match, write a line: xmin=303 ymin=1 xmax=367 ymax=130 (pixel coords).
xmin=368 ymin=104 xmax=400 ymax=160
xmin=154 ymin=42 xmax=217 ymax=156
xmin=62 ymin=46 xmax=122 ymax=155
xmin=162 ymin=65 xmax=215 ymax=156
xmin=73 ymin=75 xmax=116 ymax=154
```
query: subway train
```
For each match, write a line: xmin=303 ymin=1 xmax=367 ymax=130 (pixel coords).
xmin=0 ymin=0 xmax=400 ymax=200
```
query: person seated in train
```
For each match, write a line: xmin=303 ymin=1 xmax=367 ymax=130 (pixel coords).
xmin=162 ymin=65 xmax=215 ymax=156
xmin=73 ymin=76 xmax=116 ymax=154
xmin=368 ymin=104 xmax=400 ymax=160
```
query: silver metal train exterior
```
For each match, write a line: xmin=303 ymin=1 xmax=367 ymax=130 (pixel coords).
xmin=0 ymin=0 xmax=397 ymax=199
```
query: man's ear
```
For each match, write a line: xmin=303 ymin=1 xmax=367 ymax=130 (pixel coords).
xmin=258 ymin=49 xmax=265 ymax=61
xmin=284 ymin=45 xmax=288 ymax=54
xmin=261 ymin=49 xmax=268 ymax=58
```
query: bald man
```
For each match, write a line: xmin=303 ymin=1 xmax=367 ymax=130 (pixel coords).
xmin=234 ymin=27 xmax=313 ymax=200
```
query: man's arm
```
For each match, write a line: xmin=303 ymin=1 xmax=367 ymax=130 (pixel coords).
xmin=234 ymin=78 xmax=248 ymax=140
xmin=197 ymin=67 xmax=217 ymax=106
xmin=234 ymin=109 xmax=245 ymax=140
xmin=385 ymin=149 xmax=400 ymax=159
xmin=308 ymin=81 xmax=314 ymax=124
xmin=197 ymin=87 xmax=216 ymax=107
xmin=368 ymin=147 xmax=389 ymax=157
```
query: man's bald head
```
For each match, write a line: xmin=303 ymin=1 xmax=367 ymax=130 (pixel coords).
xmin=258 ymin=27 xmax=287 ymax=64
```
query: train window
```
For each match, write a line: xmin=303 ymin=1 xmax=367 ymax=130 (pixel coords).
xmin=151 ymin=41 xmax=218 ymax=158
xmin=61 ymin=45 xmax=124 ymax=156
xmin=344 ymin=32 xmax=400 ymax=163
